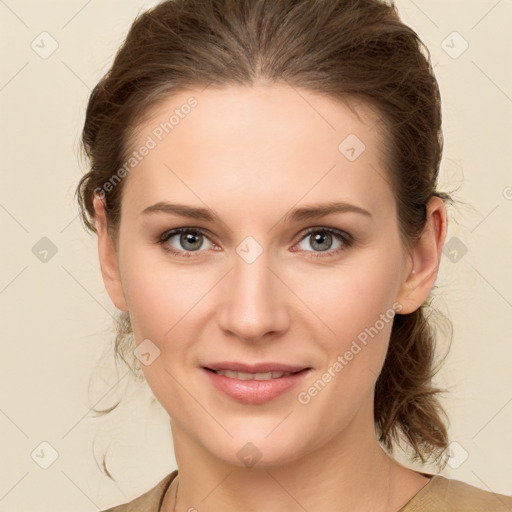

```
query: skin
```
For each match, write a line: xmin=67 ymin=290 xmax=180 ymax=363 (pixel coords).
xmin=93 ymin=84 xmax=446 ymax=512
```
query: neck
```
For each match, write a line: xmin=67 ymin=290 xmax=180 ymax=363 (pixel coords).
xmin=162 ymin=400 xmax=427 ymax=512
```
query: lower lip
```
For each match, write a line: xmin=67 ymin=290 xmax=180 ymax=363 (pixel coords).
xmin=202 ymin=367 xmax=312 ymax=405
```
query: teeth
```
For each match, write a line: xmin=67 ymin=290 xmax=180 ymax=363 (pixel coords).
xmin=215 ymin=370 xmax=293 ymax=380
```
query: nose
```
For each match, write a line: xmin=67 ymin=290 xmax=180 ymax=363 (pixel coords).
xmin=216 ymin=248 xmax=290 ymax=343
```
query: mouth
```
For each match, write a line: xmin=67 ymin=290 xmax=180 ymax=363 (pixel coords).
xmin=201 ymin=366 xmax=313 ymax=404
xmin=203 ymin=367 xmax=310 ymax=380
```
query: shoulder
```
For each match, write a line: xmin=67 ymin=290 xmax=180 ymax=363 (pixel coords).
xmin=99 ymin=470 xmax=178 ymax=512
xmin=402 ymin=473 xmax=512 ymax=512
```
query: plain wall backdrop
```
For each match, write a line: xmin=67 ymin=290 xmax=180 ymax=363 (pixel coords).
xmin=0 ymin=0 xmax=511 ymax=510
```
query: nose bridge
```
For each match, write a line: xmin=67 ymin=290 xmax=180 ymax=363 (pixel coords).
xmin=217 ymin=243 xmax=288 ymax=340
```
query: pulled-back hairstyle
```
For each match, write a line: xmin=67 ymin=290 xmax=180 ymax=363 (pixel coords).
xmin=76 ymin=0 xmax=454 ymax=474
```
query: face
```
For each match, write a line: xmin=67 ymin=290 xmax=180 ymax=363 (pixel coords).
xmin=94 ymin=84 xmax=441 ymax=468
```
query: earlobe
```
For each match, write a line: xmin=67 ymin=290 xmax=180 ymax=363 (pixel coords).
xmin=396 ymin=196 xmax=447 ymax=314
xmin=93 ymin=195 xmax=129 ymax=312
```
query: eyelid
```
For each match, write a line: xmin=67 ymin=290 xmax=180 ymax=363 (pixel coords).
xmin=297 ymin=226 xmax=353 ymax=243
xmin=158 ymin=226 xmax=217 ymax=243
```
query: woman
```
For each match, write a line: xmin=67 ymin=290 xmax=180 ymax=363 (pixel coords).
xmin=75 ymin=0 xmax=512 ymax=510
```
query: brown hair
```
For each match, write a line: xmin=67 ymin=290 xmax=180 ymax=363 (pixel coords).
xmin=76 ymin=0 xmax=455 ymax=473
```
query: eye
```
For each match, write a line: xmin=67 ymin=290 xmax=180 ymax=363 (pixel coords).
xmin=158 ymin=228 xmax=215 ymax=257
xmin=293 ymin=227 xmax=353 ymax=258
xmin=157 ymin=226 xmax=354 ymax=259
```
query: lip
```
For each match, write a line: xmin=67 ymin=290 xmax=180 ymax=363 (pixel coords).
xmin=202 ymin=367 xmax=312 ymax=405
xmin=203 ymin=361 xmax=310 ymax=373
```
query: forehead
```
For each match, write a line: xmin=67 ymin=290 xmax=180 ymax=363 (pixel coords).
xmin=121 ymin=84 xmax=394 ymax=220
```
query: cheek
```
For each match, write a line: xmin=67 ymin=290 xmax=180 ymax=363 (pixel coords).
xmin=292 ymin=258 xmax=401 ymax=429
xmin=119 ymin=242 xmax=207 ymax=340
xmin=289 ymin=248 xmax=403 ymax=408
xmin=119 ymin=256 xmax=203 ymax=407
xmin=291 ymin=251 xmax=402 ymax=344
xmin=122 ymin=269 xmax=172 ymax=340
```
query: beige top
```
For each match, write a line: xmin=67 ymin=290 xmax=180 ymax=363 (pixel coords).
xmin=100 ymin=469 xmax=512 ymax=511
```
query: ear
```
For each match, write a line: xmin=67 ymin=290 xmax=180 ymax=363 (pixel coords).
xmin=396 ymin=196 xmax=447 ymax=314
xmin=93 ymin=194 xmax=128 ymax=312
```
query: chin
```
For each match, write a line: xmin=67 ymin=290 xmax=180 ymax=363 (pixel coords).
xmin=203 ymin=431 xmax=310 ymax=469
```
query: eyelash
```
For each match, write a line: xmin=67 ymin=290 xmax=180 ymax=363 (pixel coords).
xmin=157 ymin=226 xmax=354 ymax=259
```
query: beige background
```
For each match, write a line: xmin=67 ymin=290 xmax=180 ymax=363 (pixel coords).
xmin=1 ymin=0 xmax=511 ymax=510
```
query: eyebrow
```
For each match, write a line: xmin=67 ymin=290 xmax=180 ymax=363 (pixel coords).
xmin=283 ymin=201 xmax=372 ymax=222
xmin=141 ymin=202 xmax=223 ymax=223
xmin=140 ymin=200 xmax=372 ymax=223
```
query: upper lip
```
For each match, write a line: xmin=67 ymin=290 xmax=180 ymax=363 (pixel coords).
xmin=203 ymin=362 xmax=311 ymax=373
